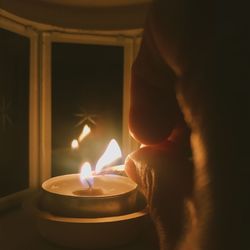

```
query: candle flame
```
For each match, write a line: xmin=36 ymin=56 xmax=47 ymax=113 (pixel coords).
xmin=71 ymin=139 xmax=79 ymax=149
xmin=80 ymin=162 xmax=93 ymax=188
xmin=95 ymin=139 xmax=122 ymax=174
xmin=78 ymin=124 xmax=91 ymax=142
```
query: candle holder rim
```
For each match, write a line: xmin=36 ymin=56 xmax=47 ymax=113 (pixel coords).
xmin=42 ymin=173 xmax=137 ymax=198
xmin=41 ymin=187 xmax=138 ymax=200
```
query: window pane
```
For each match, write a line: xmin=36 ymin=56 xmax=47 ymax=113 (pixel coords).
xmin=52 ymin=43 xmax=123 ymax=176
xmin=0 ymin=28 xmax=30 ymax=197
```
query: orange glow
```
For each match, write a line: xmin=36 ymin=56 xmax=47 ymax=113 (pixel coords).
xmin=78 ymin=124 xmax=91 ymax=142
xmin=95 ymin=139 xmax=122 ymax=174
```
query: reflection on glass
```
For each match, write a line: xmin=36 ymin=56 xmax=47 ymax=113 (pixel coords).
xmin=52 ymin=43 xmax=124 ymax=176
xmin=0 ymin=28 xmax=30 ymax=197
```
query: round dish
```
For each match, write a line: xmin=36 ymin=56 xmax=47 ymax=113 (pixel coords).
xmin=24 ymin=193 xmax=149 ymax=249
xmin=40 ymin=174 xmax=138 ymax=217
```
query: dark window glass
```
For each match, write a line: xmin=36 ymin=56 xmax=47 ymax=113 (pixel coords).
xmin=0 ymin=28 xmax=30 ymax=197
xmin=52 ymin=43 xmax=123 ymax=176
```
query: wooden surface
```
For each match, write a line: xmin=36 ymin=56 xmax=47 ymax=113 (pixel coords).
xmin=0 ymin=206 xmax=159 ymax=250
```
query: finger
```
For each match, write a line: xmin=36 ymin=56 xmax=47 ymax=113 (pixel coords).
xmin=125 ymin=143 xmax=194 ymax=249
xmin=125 ymin=142 xmax=193 ymax=202
xmin=124 ymin=157 xmax=142 ymax=186
xmin=129 ymin=15 xmax=181 ymax=145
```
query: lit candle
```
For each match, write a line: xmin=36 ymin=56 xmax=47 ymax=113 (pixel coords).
xmin=73 ymin=162 xmax=103 ymax=196
xmin=40 ymin=171 xmax=137 ymax=217
xmin=40 ymin=139 xmax=138 ymax=218
xmin=72 ymin=139 xmax=123 ymax=196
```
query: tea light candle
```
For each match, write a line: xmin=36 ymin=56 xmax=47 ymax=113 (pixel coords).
xmin=40 ymin=172 xmax=138 ymax=218
xmin=40 ymin=139 xmax=138 ymax=217
xmin=42 ymin=173 xmax=136 ymax=197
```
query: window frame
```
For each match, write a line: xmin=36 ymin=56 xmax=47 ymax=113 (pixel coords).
xmin=0 ymin=10 xmax=142 ymax=209
xmin=41 ymin=31 xmax=140 ymax=181
xmin=0 ymin=16 xmax=39 ymax=211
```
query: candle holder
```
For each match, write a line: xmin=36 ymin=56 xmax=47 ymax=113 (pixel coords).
xmin=24 ymin=191 xmax=148 ymax=249
xmin=39 ymin=174 xmax=138 ymax=218
xmin=24 ymin=144 xmax=149 ymax=249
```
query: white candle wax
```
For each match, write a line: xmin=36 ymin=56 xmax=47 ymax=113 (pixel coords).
xmin=43 ymin=174 xmax=136 ymax=197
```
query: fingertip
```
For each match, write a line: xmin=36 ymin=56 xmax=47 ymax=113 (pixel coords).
xmin=125 ymin=157 xmax=142 ymax=186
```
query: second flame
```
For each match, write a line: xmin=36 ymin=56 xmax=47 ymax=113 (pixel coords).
xmin=80 ymin=139 xmax=122 ymax=187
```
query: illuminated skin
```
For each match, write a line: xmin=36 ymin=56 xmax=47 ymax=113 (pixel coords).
xmin=125 ymin=1 xmax=250 ymax=250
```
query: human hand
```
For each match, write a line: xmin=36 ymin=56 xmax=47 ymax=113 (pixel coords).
xmin=124 ymin=1 xmax=207 ymax=248
xmin=126 ymin=21 xmax=194 ymax=243
xmin=126 ymin=141 xmax=193 ymax=249
xmin=126 ymin=1 xmax=250 ymax=250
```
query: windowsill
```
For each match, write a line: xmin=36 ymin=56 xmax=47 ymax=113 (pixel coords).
xmin=0 ymin=205 xmax=159 ymax=250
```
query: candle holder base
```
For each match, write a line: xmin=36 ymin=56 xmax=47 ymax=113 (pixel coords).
xmin=23 ymin=192 xmax=149 ymax=249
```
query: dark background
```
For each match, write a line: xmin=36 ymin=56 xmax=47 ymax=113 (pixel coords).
xmin=52 ymin=42 xmax=124 ymax=176
xmin=0 ymin=28 xmax=29 ymax=197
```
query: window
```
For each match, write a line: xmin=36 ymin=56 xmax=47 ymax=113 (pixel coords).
xmin=0 ymin=12 xmax=141 ymax=209
xmin=51 ymin=43 xmax=124 ymax=176
xmin=0 ymin=28 xmax=30 ymax=197
xmin=41 ymin=32 xmax=139 ymax=180
xmin=0 ymin=17 xmax=39 ymax=210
